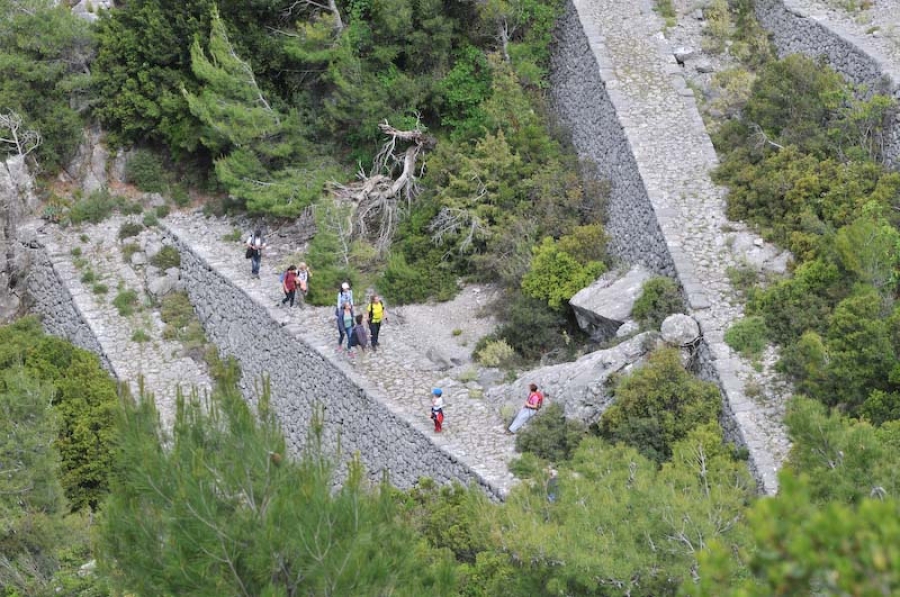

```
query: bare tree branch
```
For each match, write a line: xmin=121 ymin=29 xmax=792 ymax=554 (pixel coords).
xmin=0 ymin=111 xmax=41 ymax=158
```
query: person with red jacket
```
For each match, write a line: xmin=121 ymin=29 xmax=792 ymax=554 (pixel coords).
xmin=507 ymin=383 xmax=545 ymax=434
xmin=281 ymin=265 xmax=299 ymax=308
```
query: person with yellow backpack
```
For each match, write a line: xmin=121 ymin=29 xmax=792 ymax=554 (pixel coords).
xmin=366 ymin=294 xmax=387 ymax=351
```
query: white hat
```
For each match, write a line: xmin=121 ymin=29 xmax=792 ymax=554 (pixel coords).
xmin=341 ymin=282 xmax=350 ymax=290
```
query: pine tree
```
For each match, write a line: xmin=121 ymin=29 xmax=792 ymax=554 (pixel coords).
xmin=97 ymin=368 xmax=456 ymax=596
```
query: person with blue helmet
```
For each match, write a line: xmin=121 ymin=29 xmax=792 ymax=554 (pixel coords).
xmin=430 ymin=388 xmax=444 ymax=433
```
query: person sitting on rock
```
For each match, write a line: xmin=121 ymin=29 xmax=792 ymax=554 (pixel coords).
xmin=507 ymin=383 xmax=545 ymax=434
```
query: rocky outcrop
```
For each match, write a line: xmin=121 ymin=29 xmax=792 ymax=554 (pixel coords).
xmin=569 ymin=264 xmax=653 ymax=341
xmin=485 ymin=332 xmax=661 ymax=424
xmin=64 ymin=126 xmax=108 ymax=195
xmin=1 ymin=156 xmax=38 ymax=322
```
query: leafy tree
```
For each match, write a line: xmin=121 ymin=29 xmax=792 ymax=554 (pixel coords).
xmin=498 ymin=425 xmax=753 ymax=596
xmin=0 ymin=317 xmax=118 ymax=511
xmin=0 ymin=0 xmax=92 ymax=170
xmin=184 ymin=8 xmax=340 ymax=216
xmin=600 ymin=348 xmax=722 ymax=464
xmin=521 ymin=236 xmax=605 ymax=310
xmin=689 ymin=474 xmax=900 ymax=596
xmin=98 ymin=373 xmax=456 ymax=596
xmin=781 ymin=396 xmax=900 ymax=504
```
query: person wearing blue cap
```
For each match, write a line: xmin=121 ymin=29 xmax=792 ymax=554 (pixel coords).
xmin=430 ymin=388 xmax=444 ymax=433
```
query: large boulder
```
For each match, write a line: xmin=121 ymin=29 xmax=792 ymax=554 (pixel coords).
xmin=66 ymin=126 xmax=108 ymax=195
xmin=569 ymin=264 xmax=653 ymax=342
xmin=0 ymin=156 xmax=37 ymax=322
xmin=485 ymin=332 xmax=661 ymax=424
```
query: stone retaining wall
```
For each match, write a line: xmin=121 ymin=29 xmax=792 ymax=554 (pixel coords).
xmin=167 ymin=230 xmax=503 ymax=500
xmin=24 ymin=239 xmax=114 ymax=373
xmin=755 ymin=0 xmax=900 ymax=166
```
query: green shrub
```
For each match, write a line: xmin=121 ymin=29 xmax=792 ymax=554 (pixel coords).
xmin=378 ymin=252 xmax=456 ymax=305
xmin=725 ymin=316 xmax=769 ymax=358
xmin=170 ymin=185 xmax=191 ymax=207
xmin=92 ymin=283 xmax=108 ymax=295
xmin=80 ymin=270 xmax=96 ymax=284
xmin=142 ymin=211 xmax=159 ymax=227
xmin=78 ymin=234 xmax=89 ymax=243
xmin=70 ymin=247 xmax=82 ymax=257
xmin=131 ymin=329 xmax=151 ymax=343
xmin=117 ymin=198 xmax=144 ymax=215
xmin=118 ymin=221 xmax=144 ymax=240
xmin=600 ymin=348 xmax=722 ymax=463
xmin=521 ymin=236 xmax=605 ymax=310
xmin=113 ymin=289 xmax=139 ymax=317
xmin=125 ymin=149 xmax=167 ymax=193
xmin=68 ymin=190 xmax=116 ymax=224
xmin=160 ymin=292 xmax=206 ymax=349
xmin=474 ymin=339 xmax=516 ymax=368
xmin=514 ymin=403 xmax=586 ymax=463
xmin=121 ymin=243 xmax=140 ymax=263
xmin=155 ymin=204 xmax=170 ymax=218
xmin=496 ymin=293 xmax=569 ymax=362
xmin=632 ymin=277 xmax=685 ymax=330
xmin=150 ymin=246 xmax=181 ymax=270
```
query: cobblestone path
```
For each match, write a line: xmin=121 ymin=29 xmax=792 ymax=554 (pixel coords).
xmin=38 ymin=218 xmax=214 ymax=425
xmin=165 ymin=213 xmax=519 ymax=495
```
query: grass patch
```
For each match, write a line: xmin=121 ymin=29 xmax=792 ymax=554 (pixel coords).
xmin=80 ymin=270 xmax=97 ymax=284
xmin=92 ymin=283 xmax=109 ymax=295
xmin=113 ymin=289 xmax=140 ymax=317
xmin=160 ymin=292 xmax=206 ymax=349
xmin=70 ymin=247 xmax=82 ymax=257
xmin=118 ymin=221 xmax=144 ymax=240
xmin=131 ymin=329 xmax=151 ymax=343
xmin=68 ymin=190 xmax=116 ymax=225
xmin=725 ymin=316 xmax=769 ymax=359
xmin=150 ymin=245 xmax=181 ymax=270
xmin=221 ymin=229 xmax=243 ymax=242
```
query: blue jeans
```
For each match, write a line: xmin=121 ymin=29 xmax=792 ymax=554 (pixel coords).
xmin=508 ymin=407 xmax=537 ymax=433
xmin=250 ymin=254 xmax=261 ymax=275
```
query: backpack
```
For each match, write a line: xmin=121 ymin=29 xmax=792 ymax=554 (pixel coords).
xmin=279 ymin=270 xmax=287 ymax=284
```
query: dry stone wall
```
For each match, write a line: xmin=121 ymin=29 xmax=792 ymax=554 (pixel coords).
xmin=166 ymin=228 xmax=504 ymax=500
xmin=755 ymin=0 xmax=900 ymax=166
xmin=550 ymin=0 xmax=790 ymax=493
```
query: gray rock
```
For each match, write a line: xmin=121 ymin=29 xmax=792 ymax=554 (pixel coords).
xmin=569 ymin=265 xmax=653 ymax=342
xmin=143 ymin=193 xmax=166 ymax=209
xmin=148 ymin=274 xmax=177 ymax=298
xmin=615 ymin=320 xmax=640 ymax=338
xmin=673 ymin=46 xmax=694 ymax=64
xmin=130 ymin=252 xmax=147 ymax=266
xmin=110 ymin=148 xmax=131 ymax=184
xmin=485 ymin=332 xmax=659 ymax=424
xmin=0 ymin=156 xmax=37 ymax=322
xmin=695 ymin=60 xmax=714 ymax=73
xmin=660 ymin=314 xmax=701 ymax=346
xmin=693 ymin=8 xmax=704 ymax=20
xmin=425 ymin=347 xmax=453 ymax=371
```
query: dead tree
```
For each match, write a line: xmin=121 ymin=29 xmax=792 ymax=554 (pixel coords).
xmin=0 ymin=111 xmax=41 ymax=158
xmin=332 ymin=120 xmax=434 ymax=254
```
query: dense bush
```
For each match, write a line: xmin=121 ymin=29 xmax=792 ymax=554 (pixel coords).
xmin=632 ymin=276 xmax=685 ymax=330
xmin=118 ymin=221 xmax=144 ymax=239
xmin=495 ymin=292 xmax=571 ymax=362
xmin=112 ymin=289 xmax=139 ymax=316
xmin=150 ymin=245 xmax=181 ymax=269
xmin=521 ymin=236 xmax=605 ymax=310
xmin=68 ymin=190 xmax=117 ymax=225
xmin=474 ymin=338 xmax=516 ymax=368
xmin=600 ymin=348 xmax=722 ymax=463
xmin=514 ymin=403 xmax=586 ymax=462
xmin=124 ymin=149 xmax=168 ymax=193
xmin=724 ymin=316 xmax=769 ymax=359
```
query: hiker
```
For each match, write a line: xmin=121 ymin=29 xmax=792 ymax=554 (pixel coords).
xmin=245 ymin=229 xmax=266 ymax=278
xmin=335 ymin=282 xmax=354 ymax=347
xmin=348 ymin=314 xmax=369 ymax=355
xmin=337 ymin=302 xmax=354 ymax=351
xmin=507 ymin=383 xmax=545 ymax=434
xmin=281 ymin=265 xmax=298 ymax=308
xmin=296 ymin=262 xmax=311 ymax=299
xmin=366 ymin=293 xmax=387 ymax=351
xmin=430 ymin=388 xmax=444 ymax=433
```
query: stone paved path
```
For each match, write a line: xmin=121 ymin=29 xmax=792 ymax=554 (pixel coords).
xmin=40 ymin=217 xmax=214 ymax=425
xmin=571 ymin=0 xmax=792 ymax=492
xmin=164 ymin=212 xmax=519 ymax=495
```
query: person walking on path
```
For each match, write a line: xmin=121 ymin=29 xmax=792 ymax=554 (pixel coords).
xmin=281 ymin=265 xmax=298 ymax=307
xmin=430 ymin=388 xmax=444 ymax=433
xmin=338 ymin=302 xmax=354 ymax=351
xmin=366 ymin=294 xmax=386 ymax=351
xmin=507 ymin=383 xmax=545 ymax=434
xmin=245 ymin=229 xmax=266 ymax=278
xmin=348 ymin=314 xmax=369 ymax=355
xmin=296 ymin=262 xmax=311 ymax=300
xmin=335 ymin=282 xmax=354 ymax=350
